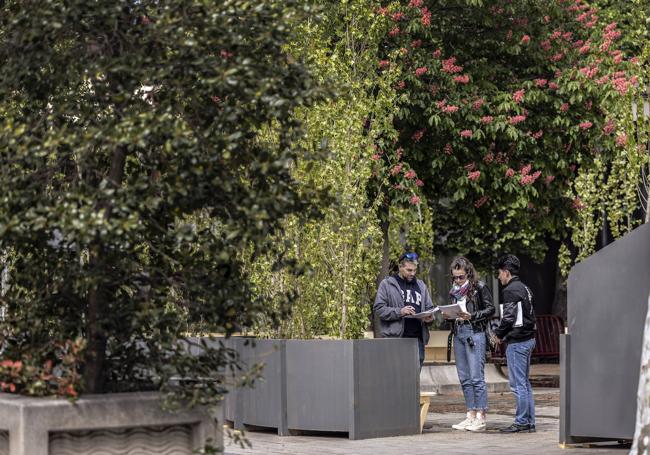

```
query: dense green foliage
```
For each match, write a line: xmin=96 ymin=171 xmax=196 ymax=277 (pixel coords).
xmin=0 ymin=0 xmax=325 ymax=401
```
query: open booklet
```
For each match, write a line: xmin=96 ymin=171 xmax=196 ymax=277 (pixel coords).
xmin=435 ymin=302 xmax=465 ymax=319
xmin=403 ymin=308 xmax=439 ymax=319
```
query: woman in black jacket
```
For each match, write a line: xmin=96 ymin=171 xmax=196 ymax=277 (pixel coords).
xmin=442 ymin=256 xmax=495 ymax=432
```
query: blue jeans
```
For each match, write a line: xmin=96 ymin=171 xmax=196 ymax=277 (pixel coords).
xmin=454 ymin=324 xmax=488 ymax=411
xmin=505 ymin=338 xmax=536 ymax=426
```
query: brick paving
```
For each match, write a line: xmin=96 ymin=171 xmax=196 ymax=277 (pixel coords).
xmin=223 ymin=388 xmax=630 ymax=455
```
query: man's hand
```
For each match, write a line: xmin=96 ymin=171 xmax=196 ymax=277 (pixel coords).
xmin=400 ymin=306 xmax=416 ymax=316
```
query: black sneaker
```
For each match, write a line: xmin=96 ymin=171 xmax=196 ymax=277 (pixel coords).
xmin=499 ymin=423 xmax=531 ymax=433
xmin=529 ymin=425 xmax=536 ymax=433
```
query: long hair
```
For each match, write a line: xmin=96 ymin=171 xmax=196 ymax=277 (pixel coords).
xmin=450 ymin=256 xmax=478 ymax=293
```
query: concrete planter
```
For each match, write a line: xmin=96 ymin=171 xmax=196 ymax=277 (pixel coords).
xmin=224 ymin=337 xmax=420 ymax=440
xmin=0 ymin=392 xmax=221 ymax=455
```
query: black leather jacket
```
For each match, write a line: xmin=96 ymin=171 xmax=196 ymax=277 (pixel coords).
xmin=443 ymin=280 xmax=495 ymax=333
xmin=494 ymin=276 xmax=536 ymax=342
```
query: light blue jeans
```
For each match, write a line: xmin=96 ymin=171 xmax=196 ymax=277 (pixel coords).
xmin=454 ymin=324 xmax=488 ymax=411
xmin=505 ymin=337 xmax=536 ymax=427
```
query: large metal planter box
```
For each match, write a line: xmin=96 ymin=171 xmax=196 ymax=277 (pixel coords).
xmin=0 ymin=392 xmax=221 ymax=455
xmin=224 ymin=338 xmax=420 ymax=440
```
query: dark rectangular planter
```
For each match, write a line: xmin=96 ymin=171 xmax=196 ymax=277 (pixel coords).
xmin=224 ymin=338 xmax=420 ymax=440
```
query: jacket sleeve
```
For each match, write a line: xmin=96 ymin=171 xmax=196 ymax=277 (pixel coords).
xmin=373 ymin=280 xmax=402 ymax=321
xmin=471 ymin=282 xmax=495 ymax=323
xmin=494 ymin=287 xmax=520 ymax=339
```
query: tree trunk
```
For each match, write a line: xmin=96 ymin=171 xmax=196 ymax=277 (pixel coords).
xmin=83 ymin=144 xmax=127 ymax=393
xmin=372 ymin=191 xmax=390 ymax=338
xmin=631 ymin=294 xmax=650 ymax=454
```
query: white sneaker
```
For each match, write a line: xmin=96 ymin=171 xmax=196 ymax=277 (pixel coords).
xmin=451 ymin=417 xmax=475 ymax=430
xmin=466 ymin=418 xmax=486 ymax=432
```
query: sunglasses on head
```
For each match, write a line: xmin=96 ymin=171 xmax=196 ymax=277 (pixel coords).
xmin=399 ymin=252 xmax=419 ymax=262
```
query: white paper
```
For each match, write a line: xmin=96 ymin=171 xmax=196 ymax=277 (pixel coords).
xmin=404 ymin=308 xmax=438 ymax=319
xmin=436 ymin=303 xmax=465 ymax=319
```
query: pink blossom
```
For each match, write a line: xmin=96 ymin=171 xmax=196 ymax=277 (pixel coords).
xmin=388 ymin=27 xmax=400 ymax=37
xmin=472 ymin=98 xmax=485 ymax=110
xmin=378 ymin=60 xmax=390 ymax=69
xmin=540 ymin=40 xmax=552 ymax=51
xmin=416 ymin=179 xmax=424 ymax=187
xmin=579 ymin=121 xmax=593 ymax=130
xmin=505 ymin=168 xmax=516 ymax=178
xmin=376 ymin=7 xmax=388 ymax=16
xmin=572 ymin=197 xmax=585 ymax=211
xmin=371 ymin=154 xmax=381 ymax=161
xmin=415 ymin=67 xmax=428 ymax=77
xmin=545 ymin=175 xmax=556 ymax=185
xmin=560 ymin=103 xmax=569 ymax=113
xmin=404 ymin=169 xmax=417 ymax=179
xmin=631 ymin=57 xmax=640 ymax=64
xmin=464 ymin=162 xmax=476 ymax=171
xmin=412 ymin=128 xmax=426 ymax=142
xmin=513 ymin=89 xmax=525 ymax=103
xmin=220 ymin=50 xmax=234 ymax=58
xmin=483 ymin=152 xmax=494 ymax=163
xmin=506 ymin=30 xmax=513 ymax=40
xmin=543 ymin=15 xmax=551 ymax=23
xmin=411 ymin=39 xmax=423 ymax=48
xmin=444 ymin=143 xmax=453 ymax=155
xmin=521 ymin=35 xmax=531 ymax=44
xmin=432 ymin=48 xmax=442 ymax=58
xmin=468 ymin=170 xmax=481 ymax=181
xmin=453 ymin=74 xmax=470 ymax=84
xmin=443 ymin=105 xmax=459 ymax=113
xmin=481 ymin=116 xmax=493 ymax=124
xmin=395 ymin=80 xmax=406 ymax=90
xmin=474 ymin=196 xmax=489 ymax=208
xmin=509 ymin=115 xmax=526 ymax=125
xmin=410 ymin=195 xmax=421 ymax=205
xmin=531 ymin=130 xmax=544 ymax=139
xmin=603 ymin=119 xmax=615 ymax=135
xmin=548 ymin=82 xmax=559 ymax=90
xmin=408 ymin=0 xmax=423 ymax=7
xmin=550 ymin=52 xmax=564 ymax=62
xmin=459 ymin=129 xmax=473 ymax=138
xmin=520 ymin=164 xmax=532 ymax=176
xmin=442 ymin=57 xmax=463 ymax=74
xmin=616 ymin=133 xmax=627 ymax=146
xmin=535 ymin=79 xmax=547 ymax=87
xmin=391 ymin=164 xmax=403 ymax=175
xmin=420 ymin=7 xmax=431 ymax=26
xmin=391 ymin=12 xmax=406 ymax=21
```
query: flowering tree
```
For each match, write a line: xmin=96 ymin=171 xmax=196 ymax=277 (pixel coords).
xmin=377 ymin=0 xmax=638 ymax=267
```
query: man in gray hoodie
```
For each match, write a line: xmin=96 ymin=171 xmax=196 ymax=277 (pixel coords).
xmin=373 ymin=252 xmax=434 ymax=368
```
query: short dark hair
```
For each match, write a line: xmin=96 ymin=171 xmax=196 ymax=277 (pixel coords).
xmin=496 ymin=254 xmax=520 ymax=275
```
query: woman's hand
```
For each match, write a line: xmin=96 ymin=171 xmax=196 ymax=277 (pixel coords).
xmin=458 ymin=311 xmax=471 ymax=321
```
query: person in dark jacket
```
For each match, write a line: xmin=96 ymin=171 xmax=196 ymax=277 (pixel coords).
xmin=441 ymin=256 xmax=495 ymax=432
xmin=494 ymin=254 xmax=537 ymax=433
xmin=373 ymin=252 xmax=434 ymax=369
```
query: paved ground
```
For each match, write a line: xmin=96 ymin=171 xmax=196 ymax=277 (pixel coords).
xmin=223 ymin=387 xmax=630 ymax=455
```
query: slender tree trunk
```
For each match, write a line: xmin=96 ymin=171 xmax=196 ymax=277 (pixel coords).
xmin=372 ymin=190 xmax=390 ymax=338
xmin=83 ymin=144 xmax=127 ymax=393
xmin=631 ymin=294 xmax=650 ymax=454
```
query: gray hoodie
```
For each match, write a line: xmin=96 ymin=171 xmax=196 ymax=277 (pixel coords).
xmin=373 ymin=275 xmax=434 ymax=344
